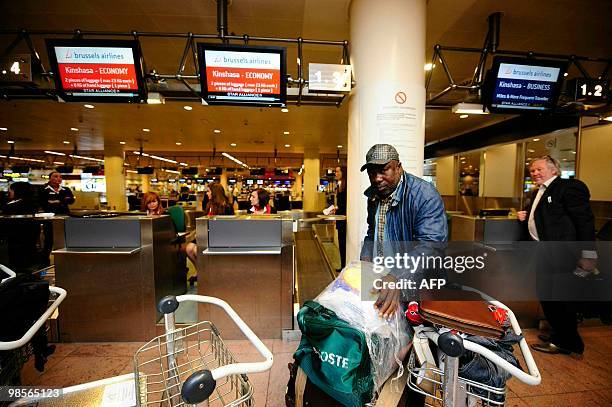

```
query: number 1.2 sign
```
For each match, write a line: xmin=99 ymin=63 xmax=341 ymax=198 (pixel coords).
xmin=571 ymin=78 xmax=609 ymax=103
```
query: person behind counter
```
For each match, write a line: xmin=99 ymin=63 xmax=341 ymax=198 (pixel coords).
xmin=250 ymin=188 xmax=276 ymax=214
xmin=39 ymin=171 xmax=75 ymax=215
xmin=141 ymin=192 xmax=164 ymax=216
xmin=2 ymin=182 xmax=36 ymax=215
xmin=206 ymin=183 xmax=234 ymax=216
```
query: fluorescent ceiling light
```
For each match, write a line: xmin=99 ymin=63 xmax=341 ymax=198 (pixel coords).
xmin=337 ymin=145 xmax=343 ymax=148
xmin=147 ymin=92 xmax=165 ymax=105
xmin=164 ymin=169 xmax=180 ymax=174
xmin=9 ymin=156 xmax=45 ymax=163
xmin=126 ymin=169 xmax=138 ymax=174
xmin=230 ymin=143 xmax=237 ymax=147
xmin=44 ymin=150 xmax=66 ymax=156
xmin=84 ymin=104 xmax=95 ymax=109
xmin=142 ymin=128 xmax=150 ymax=132
xmin=70 ymin=154 xmax=105 ymax=163
xmin=451 ymin=103 xmax=489 ymax=115
xmin=70 ymin=127 xmax=78 ymax=131
xmin=179 ymin=162 xmax=189 ymax=166
xmin=213 ymin=129 xmax=221 ymax=134
xmin=284 ymin=144 xmax=291 ymax=148
xmin=284 ymin=131 xmax=290 ymax=135
xmin=532 ymin=138 xmax=540 ymax=142
xmin=120 ymin=141 xmax=126 ymax=145
xmin=0 ymin=127 xmax=7 ymax=131
xmin=221 ymin=152 xmax=249 ymax=169
xmin=63 ymin=141 xmax=70 ymax=144
xmin=7 ymin=140 xmax=14 ymax=144
xmin=175 ymin=142 xmax=182 ymax=146
xmin=53 ymin=161 xmax=64 ymax=165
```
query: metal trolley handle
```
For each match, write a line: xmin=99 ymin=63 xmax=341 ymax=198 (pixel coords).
xmin=157 ymin=294 xmax=274 ymax=404
xmin=419 ymin=299 xmax=542 ymax=387
xmin=0 ymin=265 xmax=67 ymax=352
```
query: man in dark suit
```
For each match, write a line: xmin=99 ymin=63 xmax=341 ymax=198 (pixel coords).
xmin=517 ymin=155 xmax=597 ymax=355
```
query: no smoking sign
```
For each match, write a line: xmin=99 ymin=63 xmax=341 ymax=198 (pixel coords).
xmin=395 ymin=91 xmax=407 ymax=104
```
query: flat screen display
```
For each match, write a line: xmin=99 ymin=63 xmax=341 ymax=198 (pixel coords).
xmin=197 ymin=43 xmax=286 ymax=107
xmin=46 ymin=39 xmax=147 ymax=103
xmin=485 ymin=57 xmax=567 ymax=113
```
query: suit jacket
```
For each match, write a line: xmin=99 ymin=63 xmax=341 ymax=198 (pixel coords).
xmin=524 ymin=177 xmax=595 ymax=242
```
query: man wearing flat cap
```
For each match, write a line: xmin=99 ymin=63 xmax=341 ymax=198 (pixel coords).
xmin=360 ymin=144 xmax=448 ymax=318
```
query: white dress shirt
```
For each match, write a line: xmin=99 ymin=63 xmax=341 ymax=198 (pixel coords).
xmin=528 ymin=176 xmax=557 ymax=241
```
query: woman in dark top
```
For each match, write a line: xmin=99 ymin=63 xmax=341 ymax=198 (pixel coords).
xmin=2 ymin=182 xmax=36 ymax=215
xmin=249 ymin=188 xmax=276 ymax=214
xmin=205 ymin=183 xmax=234 ymax=216
xmin=333 ymin=166 xmax=347 ymax=269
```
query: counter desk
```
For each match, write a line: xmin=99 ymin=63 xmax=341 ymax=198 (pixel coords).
xmin=196 ymin=214 xmax=294 ymax=339
xmin=53 ymin=215 xmax=186 ymax=342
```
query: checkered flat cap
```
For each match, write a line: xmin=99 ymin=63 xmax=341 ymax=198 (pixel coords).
xmin=360 ymin=144 xmax=400 ymax=171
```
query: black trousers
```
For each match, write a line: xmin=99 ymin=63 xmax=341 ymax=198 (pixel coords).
xmin=540 ymin=300 xmax=584 ymax=353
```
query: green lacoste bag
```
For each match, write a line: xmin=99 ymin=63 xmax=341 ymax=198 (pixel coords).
xmin=293 ymin=301 xmax=374 ymax=407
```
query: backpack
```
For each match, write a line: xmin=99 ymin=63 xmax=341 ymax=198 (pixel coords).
xmin=293 ymin=301 xmax=374 ymax=407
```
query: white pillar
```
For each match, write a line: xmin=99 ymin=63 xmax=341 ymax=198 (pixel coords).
xmin=104 ymin=143 xmax=127 ymax=211
xmin=347 ymin=0 xmax=426 ymax=262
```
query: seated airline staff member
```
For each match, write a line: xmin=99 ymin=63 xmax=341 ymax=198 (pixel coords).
xmin=250 ymin=188 xmax=275 ymax=214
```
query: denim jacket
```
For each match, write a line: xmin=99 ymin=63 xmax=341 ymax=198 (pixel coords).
xmin=360 ymin=171 xmax=448 ymax=264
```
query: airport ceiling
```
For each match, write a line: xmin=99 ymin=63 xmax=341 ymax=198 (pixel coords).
xmin=0 ymin=0 xmax=611 ymax=157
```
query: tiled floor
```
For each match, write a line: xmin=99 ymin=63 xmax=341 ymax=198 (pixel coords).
xmin=20 ymin=326 xmax=612 ymax=406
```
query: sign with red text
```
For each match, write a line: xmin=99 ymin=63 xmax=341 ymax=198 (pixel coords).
xmin=46 ymin=39 xmax=146 ymax=103
xmin=198 ymin=43 xmax=286 ymax=107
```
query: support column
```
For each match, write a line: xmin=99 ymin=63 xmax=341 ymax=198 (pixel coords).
xmin=140 ymin=174 xmax=150 ymax=193
xmin=292 ymin=171 xmax=303 ymax=202
xmin=347 ymin=0 xmax=426 ymax=262
xmin=303 ymin=148 xmax=320 ymax=213
xmin=104 ymin=143 xmax=127 ymax=211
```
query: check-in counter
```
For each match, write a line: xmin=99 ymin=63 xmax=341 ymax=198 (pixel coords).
xmin=450 ymin=214 xmax=522 ymax=244
xmin=196 ymin=214 xmax=294 ymax=339
xmin=53 ymin=215 xmax=185 ymax=342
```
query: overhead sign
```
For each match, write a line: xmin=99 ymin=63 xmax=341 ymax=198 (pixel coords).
xmin=198 ymin=43 xmax=287 ymax=107
xmin=485 ymin=56 xmax=567 ymax=113
xmin=308 ymin=63 xmax=351 ymax=92
xmin=569 ymin=78 xmax=609 ymax=104
xmin=0 ymin=54 xmax=33 ymax=84
xmin=46 ymin=39 xmax=147 ymax=103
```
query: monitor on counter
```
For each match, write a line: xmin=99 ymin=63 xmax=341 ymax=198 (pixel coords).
xmin=484 ymin=56 xmax=567 ymax=113
xmin=197 ymin=43 xmax=286 ymax=107
xmin=46 ymin=39 xmax=147 ymax=103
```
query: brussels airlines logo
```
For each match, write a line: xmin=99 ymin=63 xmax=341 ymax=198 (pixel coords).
xmin=65 ymin=50 xmax=72 ymax=60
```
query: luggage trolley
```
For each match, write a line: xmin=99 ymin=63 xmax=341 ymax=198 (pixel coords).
xmin=406 ymin=293 xmax=541 ymax=407
xmin=10 ymin=294 xmax=273 ymax=407
xmin=0 ymin=264 xmax=67 ymax=388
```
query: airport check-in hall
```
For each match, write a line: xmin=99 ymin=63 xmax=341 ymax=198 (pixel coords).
xmin=0 ymin=0 xmax=611 ymax=406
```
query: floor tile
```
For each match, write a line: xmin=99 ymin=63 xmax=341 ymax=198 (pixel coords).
xmin=30 ymin=356 xmax=132 ymax=387
xmin=266 ymin=352 xmax=294 ymax=407
xmin=66 ymin=342 xmax=146 ymax=357
xmin=520 ymin=390 xmax=606 ymax=407
xmin=272 ymin=338 xmax=300 ymax=354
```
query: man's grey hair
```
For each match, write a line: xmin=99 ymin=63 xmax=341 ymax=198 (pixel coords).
xmin=532 ymin=155 xmax=561 ymax=175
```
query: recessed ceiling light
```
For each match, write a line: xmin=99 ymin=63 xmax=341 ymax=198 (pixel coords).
xmin=563 ymin=72 xmax=568 ymax=77
xmin=175 ymin=141 xmax=182 ymax=146
xmin=230 ymin=143 xmax=237 ymax=147
xmin=281 ymin=108 xmax=289 ymax=113
xmin=532 ymin=138 xmax=540 ymax=142
xmin=283 ymin=131 xmax=290 ymax=135
xmin=7 ymin=140 xmax=14 ymax=144
xmin=337 ymin=145 xmax=343 ymax=148
xmin=213 ymin=129 xmax=221 ymax=134
xmin=84 ymin=104 xmax=95 ymax=109
xmin=142 ymin=128 xmax=150 ymax=132
xmin=459 ymin=114 xmax=469 ymax=119
xmin=0 ymin=127 xmax=7 ymax=131
xmin=70 ymin=127 xmax=78 ymax=131
xmin=183 ymin=105 xmax=193 ymax=111
xmin=63 ymin=141 xmax=70 ymax=144
xmin=284 ymin=144 xmax=291 ymax=148
xmin=119 ymin=141 xmax=126 ymax=145
xmin=571 ymin=151 xmax=576 ymax=154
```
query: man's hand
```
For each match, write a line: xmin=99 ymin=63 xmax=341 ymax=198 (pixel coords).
xmin=577 ymin=258 xmax=597 ymax=272
xmin=372 ymin=274 xmax=400 ymax=319
xmin=517 ymin=211 xmax=527 ymax=222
